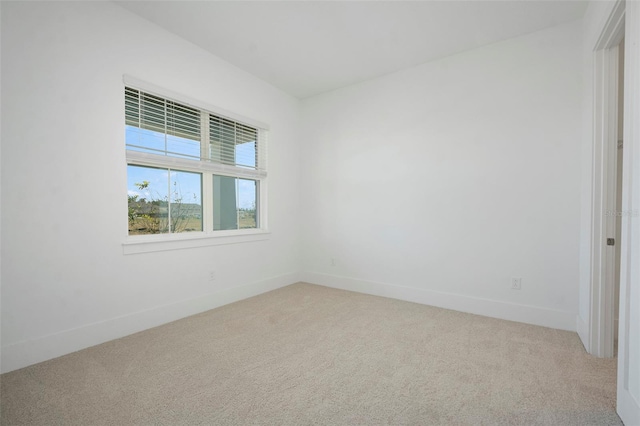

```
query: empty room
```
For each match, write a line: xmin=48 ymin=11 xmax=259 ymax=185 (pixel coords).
xmin=1 ymin=1 xmax=639 ymax=425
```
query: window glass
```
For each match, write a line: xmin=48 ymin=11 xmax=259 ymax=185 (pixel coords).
xmin=235 ymin=139 xmax=257 ymax=169
xmin=125 ymin=85 xmax=265 ymax=239
xmin=127 ymin=165 xmax=202 ymax=235
xmin=169 ymin=169 xmax=203 ymax=233
xmin=125 ymin=88 xmax=201 ymax=160
xmin=209 ymin=116 xmax=257 ymax=169
xmin=213 ymin=175 xmax=257 ymax=231
xmin=238 ymin=178 xmax=257 ymax=229
xmin=125 ymin=126 xmax=201 ymax=160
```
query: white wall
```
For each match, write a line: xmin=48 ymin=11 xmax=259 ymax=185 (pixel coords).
xmin=299 ymin=21 xmax=583 ymax=331
xmin=0 ymin=1 xmax=300 ymax=373
xmin=0 ymin=2 xmax=592 ymax=375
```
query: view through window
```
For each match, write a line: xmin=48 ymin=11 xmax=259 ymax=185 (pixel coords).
xmin=125 ymin=87 xmax=266 ymax=236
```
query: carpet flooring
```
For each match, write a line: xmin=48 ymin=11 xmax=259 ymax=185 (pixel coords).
xmin=0 ymin=283 xmax=622 ymax=425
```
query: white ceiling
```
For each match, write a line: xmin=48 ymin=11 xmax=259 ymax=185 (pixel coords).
xmin=116 ymin=1 xmax=588 ymax=99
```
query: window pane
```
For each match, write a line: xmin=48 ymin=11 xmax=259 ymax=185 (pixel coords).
xmin=125 ymin=126 xmax=200 ymax=160
xmin=235 ymin=139 xmax=256 ymax=169
xmin=166 ymin=134 xmax=200 ymax=160
xmin=213 ymin=175 xmax=237 ymax=231
xmin=238 ymin=178 xmax=257 ymax=229
xmin=213 ymin=176 xmax=257 ymax=231
xmin=209 ymin=116 xmax=257 ymax=169
xmin=169 ymin=170 xmax=202 ymax=233
xmin=125 ymin=88 xmax=201 ymax=160
xmin=127 ymin=165 xmax=169 ymax=235
xmin=127 ymin=165 xmax=202 ymax=235
xmin=126 ymin=126 xmax=166 ymax=156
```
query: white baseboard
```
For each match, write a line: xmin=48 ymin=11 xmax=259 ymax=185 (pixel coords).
xmin=1 ymin=271 xmax=578 ymax=373
xmin=301 ymin=271 xmax=576 ymax=332
xmin=1 ymin=272 xmax=299 ymax=373
xmin=576 ymin=314 xmax=590 ymax=352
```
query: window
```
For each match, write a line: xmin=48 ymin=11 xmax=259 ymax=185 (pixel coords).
xmin=125 ymin=84 xmax=267 ymax=239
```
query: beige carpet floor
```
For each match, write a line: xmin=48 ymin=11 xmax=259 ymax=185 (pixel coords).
xmin=1 ymin=283 xmax=621 ymax=425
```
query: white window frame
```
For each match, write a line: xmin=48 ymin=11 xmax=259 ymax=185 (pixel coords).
xmin=122 ymin=76 xmax=269 ymax=255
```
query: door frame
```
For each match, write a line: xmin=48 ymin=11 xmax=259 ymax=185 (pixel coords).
xmin=589 ymin=0 xmax=624 ymax=359
xmin=590 ymin=0 xmax=640 ymax=423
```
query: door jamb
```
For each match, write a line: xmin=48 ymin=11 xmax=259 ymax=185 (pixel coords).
xmin=589 ymin=0 xmax=625 ymax=358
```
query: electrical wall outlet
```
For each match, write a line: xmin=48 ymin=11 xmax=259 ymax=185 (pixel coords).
xmin=330 ymin=257 xmax=336 ymax=267
xmin=209 ymin=270 xmax=217 ymax=282
xmin=511 ymin=277 xmax=522 ymax=290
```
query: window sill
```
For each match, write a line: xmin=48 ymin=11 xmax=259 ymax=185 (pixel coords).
xmin=122 ymin=229 xmax=270 ymax=255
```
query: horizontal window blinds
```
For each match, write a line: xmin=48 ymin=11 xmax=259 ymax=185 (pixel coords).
xmin=125 ymin=87 xmax=200 ymax=142
xmin=125 ymin=87 xmax=262 ymax=171
xmin=209 ymin=116 xmax=258 ymax=169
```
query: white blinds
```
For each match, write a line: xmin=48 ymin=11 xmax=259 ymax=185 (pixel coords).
xmin=125 ymin=86 xmax=262 ymax=171
xmin=125 ymin=87 xmax=200 ymax=142
xmin=209 ymin=115 xmax=258 ymax=169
